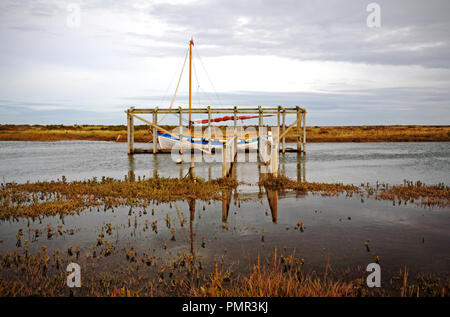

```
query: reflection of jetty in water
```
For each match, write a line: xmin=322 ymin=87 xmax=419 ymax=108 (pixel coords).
xmin=126 ymin=154 xmax=306 ymax=251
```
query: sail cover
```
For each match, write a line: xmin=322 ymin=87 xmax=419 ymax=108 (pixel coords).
xmin=192 ymin=114 xmax=274 ymax=124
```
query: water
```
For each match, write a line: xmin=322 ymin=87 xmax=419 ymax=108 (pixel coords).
xmin=0 ymin=141 xmax=449 ymax=185
xmin=0 ymin=141 xmax=449 ymax=280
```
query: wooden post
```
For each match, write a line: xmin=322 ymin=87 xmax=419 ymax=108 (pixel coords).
xmin=271 ymin=128 xmax=278 ymax=176
xmin=153 ymin=107 xmax=158 ymax=154
xmin=222 ymin=141 xmax=227 ymax=178
xmin=282 ymin=108 xmax=286 ymax=154
xmin=127 ymin=111 xmax=131 ymax=154
xmin=207 ymin=106 xmax=211 ymax=152
xmin=233 ymin=128 xmax=237 ymax=158
xmin=258 ymin=106 xmax=263 ymax=153
xmin=258 ymin=106 xmax=263 ymax=127
xmin=302 ymin=112 xmax=306 ymax=155
xmin=302 ymin=156 xmax=306 ymax=182
xmin=179 ymin=106 xmax=183 ymax=155
xmin=233 ymin=106 xmax=237 ymax=130
xmin=276 ymin=106 xmax=280 ymax=170
xmin=296 ymin=106 xmax=301 ymax=154
xmin=222 ymin=135 xmax=237 ymax=178
xmin=127 ymin=107 xmax=134 ymax=155
xmin=277 ymin=105 xmax=281 ymax=143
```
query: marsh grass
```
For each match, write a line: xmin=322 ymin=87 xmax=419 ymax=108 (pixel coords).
xmin=0 ymin=176 xmax=238 ymax=219
xmin=1 ymin=125 xmax=449 ymax=142
xmin=0 ymin=247 xmax=447 ymax=297
xmin=260 ymin=176 xmax=450 ymax=208
xmin=2 ymin=175 xmax=448 ymax=220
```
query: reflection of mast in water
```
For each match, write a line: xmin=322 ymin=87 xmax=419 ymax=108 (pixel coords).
xmin=221 ymin=163 xmax=236 ymax=223
xmin=188 ymin=198 xmax=196 ymax=256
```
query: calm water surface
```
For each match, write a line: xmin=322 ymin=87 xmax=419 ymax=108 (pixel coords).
xmin=0 ymin=141 xmax=448 ymax=278
xmin=0 ymin=141 xmax=449 ymax=185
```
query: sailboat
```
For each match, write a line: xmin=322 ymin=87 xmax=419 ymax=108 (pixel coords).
xmin=156 ymin=39 xmax=268 ymax=151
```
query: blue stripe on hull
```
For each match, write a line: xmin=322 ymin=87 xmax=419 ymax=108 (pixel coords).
xmin=157 ymin=131 xmax=258 ymax=145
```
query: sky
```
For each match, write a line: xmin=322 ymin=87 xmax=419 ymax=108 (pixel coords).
xmin=0 ymin=0 xmax=449 ymax=126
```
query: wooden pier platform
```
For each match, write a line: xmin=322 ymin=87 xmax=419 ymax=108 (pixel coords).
xmin=131 ymin=146 xmax=300 ymax=154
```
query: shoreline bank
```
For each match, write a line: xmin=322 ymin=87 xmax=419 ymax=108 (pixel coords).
xmin=1 ymin=125 xmax=449 ymax=143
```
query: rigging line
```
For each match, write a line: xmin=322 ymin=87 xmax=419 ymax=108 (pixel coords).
xmin=157 ymin=47 xmax=188 ymax=109
xmin=158 ymin=47 xmax=189 ymax=125
xmin=192 ymin=56 xmax=217 ymax=127
xmin=192 ymin=57 xmax=203 ymax=109
xmin=197 ymin=84 xmax=216 ymax=107
xmin=193 ymin=56 xmax=216 ymax=108
xmin=194 ymin=49 xmax=224 ymax=107
xmin=192 ymin=58 xmax=199 ymax=106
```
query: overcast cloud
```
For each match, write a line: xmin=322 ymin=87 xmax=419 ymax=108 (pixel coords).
xmin=0 ymin=0 xmax=449 ymax=125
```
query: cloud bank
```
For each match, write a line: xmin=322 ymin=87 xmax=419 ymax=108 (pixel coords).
xmin=0 ymin=0 xmax=449 ymax=125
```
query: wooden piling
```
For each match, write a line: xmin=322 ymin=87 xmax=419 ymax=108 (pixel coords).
xmin=207 ymin=106 xmax=211 ymax=152
xmin=178 ymin=106 xmax=183 ymax=155
xmin=127 ymin=107 xmax=134 ymax=155
xmin=153 ymin=107 xmax=158 ymax=154
xmin=271 ymin=127 xmax=279 ymax=176
xmin=302 ymin=112 xmax=306 ymax=155
xmin=258 ymin=106 xmax=263 ymax=153
xmin=296 ymin=106 xmax=301 ymax=154
xmin=282 ymin=107 xmax=286 ymax=154
xmin=222 ymin=145 xmax=226 ymax=177
xmin=233 ymin=106 xmax=237 ymax=130
xmin=222 ymin=134 xmax=237 ymax=178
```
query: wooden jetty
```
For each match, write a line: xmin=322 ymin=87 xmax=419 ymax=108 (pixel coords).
xmin=124 ymin=39 xmax=306 ymax=177
xmin=125 ymin=106 xmax=307 ymax=155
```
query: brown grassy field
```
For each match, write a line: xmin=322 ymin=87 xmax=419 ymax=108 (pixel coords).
xmin=0 ymin=124 xmax=449 ymax=142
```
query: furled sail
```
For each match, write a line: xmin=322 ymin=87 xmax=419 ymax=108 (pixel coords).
xmin=192 ymin=114 xmax=274 ymax=124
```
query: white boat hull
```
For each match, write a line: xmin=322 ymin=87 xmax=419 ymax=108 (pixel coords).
xmin=157 ymin=132 xmax=258 ymax=151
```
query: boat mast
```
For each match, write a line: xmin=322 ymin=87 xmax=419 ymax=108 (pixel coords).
xmin=189 ymin=38 xmax=194 ymax=128
xmin=188 ymin=38 xmax=195 ymax=179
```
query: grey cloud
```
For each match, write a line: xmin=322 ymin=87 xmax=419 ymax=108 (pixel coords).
xmin=0 ymin=0 xmax=449 ymax=125
xmin=132 ymin=0 xmax=450 ymax=68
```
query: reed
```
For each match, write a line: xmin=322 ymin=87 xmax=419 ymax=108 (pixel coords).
xmin=1 ymin=125 xmax=449 ymax=143
xmin=0 ymin=248 xmax=447 ymax=297
xmin=0 ymin=176 xmax=238 ymax=219
xmin=260 ymin=176 xmax=450 ymax=207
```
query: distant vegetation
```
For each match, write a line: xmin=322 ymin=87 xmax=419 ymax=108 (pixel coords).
xmin=0 ymin=124 xmax=449 ymax=142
